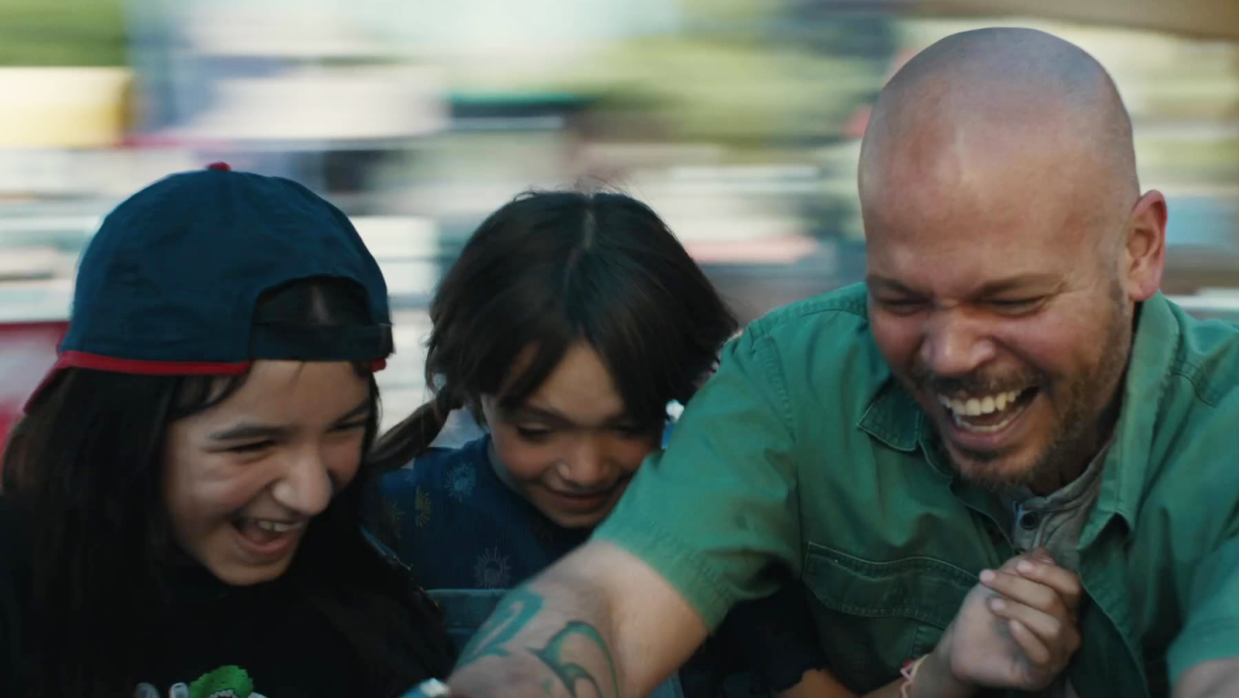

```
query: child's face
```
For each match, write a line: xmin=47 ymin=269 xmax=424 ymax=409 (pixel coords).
xmin=162 ymin=361 xmax=371 ymax=585
xmin=482 ymin=342 xmax=661 ymax=529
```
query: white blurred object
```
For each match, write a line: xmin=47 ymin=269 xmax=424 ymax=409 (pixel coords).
xmin=429 ymin=410 xmax=486 ymax=450
xmin=166 ymin=65 xmax=448 ymax=142
xmin=181 ymin=0 xmax=392 ymax=59
xmin=394 ymin=0 xmax=679 ymax=57
xmin=1170 ymin=290 xmax=1239 ymax=312
xmin=0 ymin=248 xmax=62 ymax=281
xmin=0 ymin=149 xmax=203 ymax=199
xmin=0 ymin=216 xmax=99 ymax=242
xmin=666 ymin=400 xmax=685 ymax=423
xmin=353 ymin=216 xmax=439 ymax=258
xmin=352 ymin=216 xmax=441 ymax=299
xmin=0 ymin=279 xmax=74 ymax=324
xmin=155 ymin=0 xmax=448 ymax=143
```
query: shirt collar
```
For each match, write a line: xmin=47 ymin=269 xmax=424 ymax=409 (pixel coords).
xmin=857 ymin=378 xmax=922 ymax=454
xmin=1081 ymin=292 xmax=1179 ymax=547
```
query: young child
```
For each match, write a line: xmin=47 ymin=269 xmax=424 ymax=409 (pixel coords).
xmin=371 ymin=191 xmax=834 ymax=698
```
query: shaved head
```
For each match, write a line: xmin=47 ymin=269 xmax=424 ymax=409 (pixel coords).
xmin=860 ymin=27 xmax=1138 ymax=250
xmin=860 ymin=28 xmax=1168 ymax=494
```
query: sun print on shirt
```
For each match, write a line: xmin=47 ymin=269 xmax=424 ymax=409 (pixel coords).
xmin=415 ymin=486 xmax=433 ymax=527
xmin=472 ymin=546 xmax=512 ymax=589
xmin=444 ymin=462 xmax=477 ymax=503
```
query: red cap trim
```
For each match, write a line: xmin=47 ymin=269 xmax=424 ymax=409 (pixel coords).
xmin=57 ymin=350 xmax=251 ymax=375
xmin=24 ymin=352 xmax=388 ymax=413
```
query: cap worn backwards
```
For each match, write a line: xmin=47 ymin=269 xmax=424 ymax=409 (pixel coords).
xmin=27 ymin=164 xmax=393 ymax=410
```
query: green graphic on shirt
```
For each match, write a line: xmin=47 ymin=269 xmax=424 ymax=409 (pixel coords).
xmin=133 ymin=665 xmax=268 ymax=698
xmin=189 ymin=665 xmax=261 ymax=698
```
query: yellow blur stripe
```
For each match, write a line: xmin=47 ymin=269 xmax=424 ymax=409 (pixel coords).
xmin=0 ymin=68 xmax=131 ymax=148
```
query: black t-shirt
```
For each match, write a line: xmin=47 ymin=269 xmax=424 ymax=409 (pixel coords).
xmin=0 ymin=500 xmax=417 ymax=698
xmin=0 ymin=499 xmax=30 ymax=698
xmin=128 ymin=569 xmax=370 ymax=697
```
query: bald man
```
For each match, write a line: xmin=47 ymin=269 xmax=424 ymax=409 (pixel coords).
xmin=433 ymin=28 xmax=1239 ymax=698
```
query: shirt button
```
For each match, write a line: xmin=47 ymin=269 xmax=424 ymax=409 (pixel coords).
xmin=1019 ymin=512 xmax=1041 ymax=530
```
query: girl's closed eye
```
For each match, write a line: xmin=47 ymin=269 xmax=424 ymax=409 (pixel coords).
xmin=515 ymin=425 xmax=553 ymax=441
xmin=331 ymin=420 xmax=369 ymax=433
xmin=227 ymin=440 xmax=274 ymax=454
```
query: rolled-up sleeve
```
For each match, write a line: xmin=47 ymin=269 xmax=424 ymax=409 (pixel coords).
xmin=1169 ymin=533 xmax=1239 ymax=685
xmin=593 ymin=328 xmax=802 ymax=630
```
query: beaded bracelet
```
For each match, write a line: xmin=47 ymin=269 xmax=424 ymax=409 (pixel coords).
xmin=900 ymin=656 xmax=928 ymax=698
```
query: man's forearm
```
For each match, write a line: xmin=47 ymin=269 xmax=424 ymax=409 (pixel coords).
xmin=1174 ymin=657 xmax=1239 ymax=698
xmin=449 ymin=570 xmax=624 ymax=698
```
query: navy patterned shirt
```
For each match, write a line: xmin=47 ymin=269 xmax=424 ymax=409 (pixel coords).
xmin=372 ymin=434 xmax=590 ymax=590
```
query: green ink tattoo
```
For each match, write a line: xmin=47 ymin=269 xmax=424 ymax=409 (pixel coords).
xmin=456 ymin=587 xmax=545 ymax=668
xmin=530 ymin=621 xmax=621 ymax=698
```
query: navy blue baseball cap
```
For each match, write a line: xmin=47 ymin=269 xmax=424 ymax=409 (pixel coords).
xmin=27 ymin=163 xmax=392 ymax=409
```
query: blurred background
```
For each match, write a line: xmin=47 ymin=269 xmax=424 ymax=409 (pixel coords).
xmin=1 ymin=0 xmax=1237 ymax=446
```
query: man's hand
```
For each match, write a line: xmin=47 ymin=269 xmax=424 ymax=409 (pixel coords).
xmin=921 ymin=549 xmax=1082 ymax=695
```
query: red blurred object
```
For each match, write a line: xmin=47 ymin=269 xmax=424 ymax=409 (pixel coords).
xmin=0 ymin=321 xmax=69 ymax=461
xmin=206 ymin=161 xmax=231 ymax=171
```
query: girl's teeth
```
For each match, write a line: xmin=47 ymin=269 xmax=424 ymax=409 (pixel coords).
xmin=253 ymin=520 xmax=299 ymax=533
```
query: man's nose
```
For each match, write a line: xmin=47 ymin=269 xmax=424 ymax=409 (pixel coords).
xmin=919 ymin=309 xmax=997 ymax=379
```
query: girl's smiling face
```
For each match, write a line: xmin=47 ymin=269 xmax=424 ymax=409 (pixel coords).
xmin=162 ymin=360 xmax=371 ymax=585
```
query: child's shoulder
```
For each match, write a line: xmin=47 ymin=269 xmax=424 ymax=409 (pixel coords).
xmin=377 ymin=436 xmax=490 ymax=499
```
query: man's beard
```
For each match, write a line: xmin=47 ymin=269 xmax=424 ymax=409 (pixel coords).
xmin=920 ymin=281 xmax=1132 ymax=493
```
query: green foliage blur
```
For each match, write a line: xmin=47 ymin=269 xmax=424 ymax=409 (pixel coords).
xmin=0 ymin=0 xmax=128 ymax=66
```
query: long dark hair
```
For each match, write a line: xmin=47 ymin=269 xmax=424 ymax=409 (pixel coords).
xmin=370 ymin=190 xmax=739 ymax=471
xmin=1 ymin=278 xmax=455 ymax=698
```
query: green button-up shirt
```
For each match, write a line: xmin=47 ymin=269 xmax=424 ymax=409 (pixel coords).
xmin=595 ymin=284 xmax=1239 ymax=696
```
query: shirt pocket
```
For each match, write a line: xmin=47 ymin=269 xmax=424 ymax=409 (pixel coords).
xmin=802 ymin=542 xmax=975 ymax=693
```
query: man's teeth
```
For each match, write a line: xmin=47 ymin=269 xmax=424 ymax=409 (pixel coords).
xmin=936 ymin=389 xmax=1029 ymax=434
xmin=252 ymin=519 xmax=303 ymax=533
xmin=938 ymin=389 xmax=1024 ymax=417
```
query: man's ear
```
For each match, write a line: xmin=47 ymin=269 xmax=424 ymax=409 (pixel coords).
xmin=1122 ymin=190 xmax=1167 ymax=302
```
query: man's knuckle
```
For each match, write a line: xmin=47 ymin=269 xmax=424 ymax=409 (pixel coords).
xmin=1049 ymin=599 xmax=1069 ymax=619
xmin=1067 ymin=630 xmax=1082 ymax=653
xmin=1034 ymin=588 xmax=1057 ymax=610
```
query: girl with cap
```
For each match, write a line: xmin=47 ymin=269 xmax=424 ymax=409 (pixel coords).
xmin=0 ymin=165 xmax=455 ymax=698
xmin=368 ymin=191 xmax=838 ymax=698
